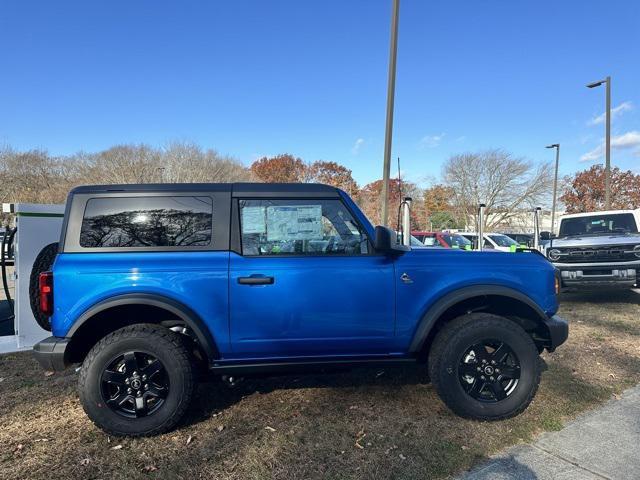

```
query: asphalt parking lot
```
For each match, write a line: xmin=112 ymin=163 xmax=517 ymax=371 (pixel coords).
xmin=0 ymin=288 xmax=638 ymax=480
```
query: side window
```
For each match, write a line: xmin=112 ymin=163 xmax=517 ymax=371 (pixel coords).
xmin=239 ymin=199 xmax=369 ymax=256
xmin=80 ymin=196 xmax=213 ymax=248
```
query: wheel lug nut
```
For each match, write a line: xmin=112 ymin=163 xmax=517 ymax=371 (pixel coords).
xmin=125 ymin=378 xmax=130 ymax=384
xmin=490 ymin=376 xmax=494 ymax=381
xmin=496 ymin=368 xmax=500 ymax=373
xmin=491 ymin=360 xmax=496 ymax=365
xmin=144 ymin=384 xmax=149 ymax=390
xmin=477 ymin=367 xmax=481 ymax=372
xmin=127 ymin=388 xmax=132 ymax=394
xmin=137 ymin=391 xmax=142 ymax=396
xmin=142 ymin=375 xmax=147 ymax=381
xmin=480 ymin=375 xmax=485 ymax=380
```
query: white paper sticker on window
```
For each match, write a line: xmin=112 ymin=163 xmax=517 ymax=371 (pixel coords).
xmin=266 ymin=205 xmax=323 ymax=241
xmin=242 ymin=206 xmax=266 ymax=234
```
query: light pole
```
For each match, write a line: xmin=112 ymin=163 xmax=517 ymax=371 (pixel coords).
xmin=587 ymin=76 xmax=611 ymax=210
xmin=381 ymin=0 xmax=400 ymax=226
xmin=546 ymin=143 xmax=560 ymax=234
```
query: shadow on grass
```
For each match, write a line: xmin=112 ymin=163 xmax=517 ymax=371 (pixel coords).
xmin=183 ymin=363 xmax=429 ymax=427
xmin=581 ymin=314 xmax=640 ymax=337
xmin=560 ymin=289 xmax=640 ymax=305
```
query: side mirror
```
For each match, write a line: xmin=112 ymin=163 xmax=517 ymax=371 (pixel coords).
xmin=374 ymin=226 xmax=410 ymax=254
xmin=539 ymin=231 xmax=551 ymax=241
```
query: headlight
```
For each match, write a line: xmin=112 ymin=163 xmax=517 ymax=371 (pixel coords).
xmin=547 ymin=249 xmax=562 ymax=261
xmin=634 ymin=245 xmax=640 ymax=258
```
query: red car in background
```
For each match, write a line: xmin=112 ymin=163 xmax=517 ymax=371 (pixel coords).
xmin=412 ymin=231 xmax=472 ymax=249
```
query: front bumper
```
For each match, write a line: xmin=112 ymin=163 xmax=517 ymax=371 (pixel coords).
xmin=556 ymin=265 xmax=636 ymax=289
xmin=33 ymin=337 xmax=71 ymax=371
xmin=543 ymin=315 xmax=569 ymax=352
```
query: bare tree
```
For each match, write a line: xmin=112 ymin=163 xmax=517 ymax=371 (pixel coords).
xmin=0 ymin=143 xmax=253 ymax=209
xmin=442 ymin=150 xmax=553 ymax=230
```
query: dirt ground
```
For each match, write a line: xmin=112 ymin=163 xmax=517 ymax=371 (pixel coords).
xmin=0 ymin=290 xmax=638 ymax=480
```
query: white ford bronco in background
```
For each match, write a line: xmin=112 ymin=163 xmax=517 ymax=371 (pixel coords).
xmin=547 ymin=209 xmax=640 ymax=290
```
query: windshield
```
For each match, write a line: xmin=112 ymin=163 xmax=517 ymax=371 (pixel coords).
xmin=559 ymin=213 xmax=638 ymax=237
xmin=488 ymin=234 xmax=518 ymax=247
xmin=441 ymin=233 xmax=471 ymax=248
xmin=410 ymin=235 xmax=424 ymax=246
xmin=422 ymin=236 xmax=438 ymax=246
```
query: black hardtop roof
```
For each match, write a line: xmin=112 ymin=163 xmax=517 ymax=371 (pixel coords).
xmin=70 ymin=182 xmax=342 ymax=198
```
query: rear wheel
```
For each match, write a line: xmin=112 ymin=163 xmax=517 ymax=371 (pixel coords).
xmin=78 ymin=324 xmax=194 ymax=436
xmin=428 ymin=313 xmax=541 ymax=420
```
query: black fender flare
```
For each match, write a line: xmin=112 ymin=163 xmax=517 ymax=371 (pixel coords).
xmin=408 ymin=285 xmax=549 ymax=353
xmin=67 ymin=293 xmax=219 ymax=361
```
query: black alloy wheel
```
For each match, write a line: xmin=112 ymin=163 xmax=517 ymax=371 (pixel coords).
xmin=101 ymin=351 xmax=170 ymax=418
xmin=458 ymin=340 xmax=521 ymax=402
xmin=428 ymin=313 xmax=541 ymax=421
xmin=78 ymin=324 xmax=194 ymax=436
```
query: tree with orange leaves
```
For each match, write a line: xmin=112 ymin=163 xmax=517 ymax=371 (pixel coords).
xmin=560 ymin=165 xmax=640 ymax=213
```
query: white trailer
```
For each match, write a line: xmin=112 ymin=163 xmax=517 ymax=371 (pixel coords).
xmin=0 ymin=203 xmax=65 ymax=354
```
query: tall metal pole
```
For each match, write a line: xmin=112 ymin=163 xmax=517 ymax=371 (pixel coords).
xmin=604 ymin=76 xmax=611 ymax=210
xmin=381 ymin=0 xmax=400 ymax=226
xmin=587 ymin=76 xmax=612 ymax=210
xmin=552 ymin=145 xmax=560 ymax=233
xmin=546 ymin=144 xmax=560 ymax=234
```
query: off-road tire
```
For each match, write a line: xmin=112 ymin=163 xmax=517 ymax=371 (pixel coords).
xmin=78 ymin=324 xmax=195 ymax=437
xmin=428 ymin=313 xmax=541 ymax=421
xmin=29 ymin=242 xmax=59 ymax=331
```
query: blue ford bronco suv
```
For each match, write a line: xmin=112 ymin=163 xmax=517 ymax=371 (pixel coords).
xmin=32 ymin=183 xmax=567 ymax=436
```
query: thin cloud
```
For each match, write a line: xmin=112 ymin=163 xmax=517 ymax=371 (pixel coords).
xmin=419 ymin=132 xmax=446 ymax=148
xmin=351 ymin=138 xmax=365 ymax=155
xmin=588 ymin=101 xmax=633 ymax=126
xmin=580 ymin=130 xmax=640 ymax=162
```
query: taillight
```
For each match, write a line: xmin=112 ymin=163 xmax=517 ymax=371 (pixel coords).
xmin=39 ymin=271 xmax=54 ymax=316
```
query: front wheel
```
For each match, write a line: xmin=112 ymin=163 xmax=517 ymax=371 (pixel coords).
xmin=428 ymin=313 xmax=541 ymax=420
xmin=78 ymin=324 xmax=195 ymax=436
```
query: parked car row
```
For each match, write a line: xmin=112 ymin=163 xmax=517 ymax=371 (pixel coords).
xmin=411 ymin=230 xmax=529 ymax=252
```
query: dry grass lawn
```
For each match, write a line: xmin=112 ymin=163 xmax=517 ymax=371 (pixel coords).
xmin=0 ymin=290 xmax=638 ymax=479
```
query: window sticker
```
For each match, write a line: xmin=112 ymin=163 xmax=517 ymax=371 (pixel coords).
xmin=242 ymin=206 xmax=266 ymax=234
xmin=266 ymin=205 xmax=323 ymax=241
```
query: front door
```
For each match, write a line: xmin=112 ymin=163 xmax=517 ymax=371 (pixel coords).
xmin=229 ymin=197 xmax=395 ymax=359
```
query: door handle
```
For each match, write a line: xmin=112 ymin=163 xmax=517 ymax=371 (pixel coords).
xmin=238 ymin=276 xmax=275 ymax=285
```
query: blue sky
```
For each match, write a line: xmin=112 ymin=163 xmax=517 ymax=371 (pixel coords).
xmin=1 ymin=1 xmax=638 ymax=186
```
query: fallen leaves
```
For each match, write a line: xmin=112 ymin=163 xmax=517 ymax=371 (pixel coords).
xmin=111 ymin=445 xmax=123 ymax=451
xmin=355 ymin=429 xmax=366 ymax=449
xmin=186 ymin=435 xmax=193 ymax=445
xmin=264 ymin=426 xmax=276 ymax=432
xmin=80 ymin=458 xmax=90 ymax=466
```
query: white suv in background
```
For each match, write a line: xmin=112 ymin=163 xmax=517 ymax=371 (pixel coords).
xmin=459 ymin=232 xmax=520 ymax=252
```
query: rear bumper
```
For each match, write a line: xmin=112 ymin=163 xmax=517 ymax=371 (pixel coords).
xmin=543 ymin=315 xmax=568 ymax=352
xmin=32 ymin=337 xmax=70 ymax=371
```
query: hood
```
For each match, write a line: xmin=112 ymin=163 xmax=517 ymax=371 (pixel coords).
xmin=551 ymin=232 xmax=640 ymax=248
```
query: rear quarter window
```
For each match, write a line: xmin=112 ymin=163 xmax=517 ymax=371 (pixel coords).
xmin=80 ymin=196 xmax=213 ymax=248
